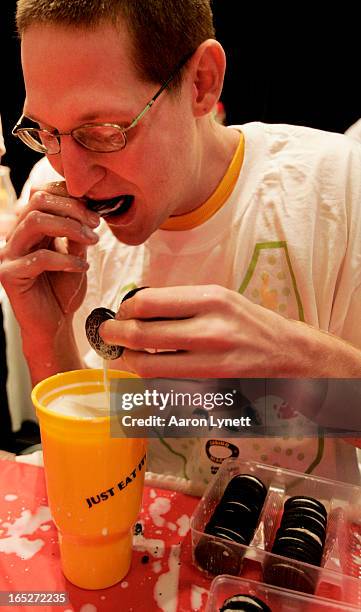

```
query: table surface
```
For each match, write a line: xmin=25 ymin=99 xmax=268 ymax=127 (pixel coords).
xmin=2 ymin=460 xmax=359 ymax=612
xmin=0 ymin=459 xmax=215 ymax=612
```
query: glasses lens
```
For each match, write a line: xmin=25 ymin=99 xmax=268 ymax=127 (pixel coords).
xmin=17 ymin=129 xmax=60 ymax=154
xmin=73 ymin=125 xmax=126 ymax=152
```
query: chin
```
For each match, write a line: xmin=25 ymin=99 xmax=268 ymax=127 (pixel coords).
xmin=106 ymin=223 xmax=153 ymax=246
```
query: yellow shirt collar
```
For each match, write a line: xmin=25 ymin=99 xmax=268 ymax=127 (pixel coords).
xmin=160 ymin=132 xmax=244 ymax=231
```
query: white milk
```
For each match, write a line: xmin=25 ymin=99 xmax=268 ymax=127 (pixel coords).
xmin=47 ymin=391 xmax=108 ymax=418
xmin=47 ymin=362 xmax=112 ymax=418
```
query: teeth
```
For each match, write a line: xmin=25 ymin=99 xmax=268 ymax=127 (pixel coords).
xmin=86 ymin=195 xmax=132 ymax=216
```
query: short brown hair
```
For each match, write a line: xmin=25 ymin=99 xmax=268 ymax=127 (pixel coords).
xmin=16 ymin=0 xmax=215 ymax=89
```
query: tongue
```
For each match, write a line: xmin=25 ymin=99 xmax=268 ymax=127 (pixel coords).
xmin=86 ymin=195 xmax=133 ymax=216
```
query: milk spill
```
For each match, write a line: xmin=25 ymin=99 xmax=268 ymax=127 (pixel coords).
xmin=152 ymin=561 xmax=162 ymax=573
xmin=3 ymin=506 xmax=51 ymax=536
xmin=0 ymin=537 xmax=44 ymax=560
xmin=133 ymin=533 xmax=165 ymax=558
xmin=4 ymin=494 xmax=18 ymax=502
xmin=154 ymin=544 xmax=181 ymax=612
xmin=0 ymin=506 xmax=52 ymax=560
xmin=176 ymin=514 xmax=190 ymax=537
xmin=149 ymin=497 xmax=171 ymax=527
xmin=190 ymin=585 xmax=209 ymax=610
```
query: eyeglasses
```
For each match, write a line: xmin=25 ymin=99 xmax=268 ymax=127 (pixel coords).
xmin=12 ymin=53 xmax=192 ymax=155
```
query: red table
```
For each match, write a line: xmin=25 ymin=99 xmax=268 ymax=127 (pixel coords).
xmin=2 ymin=460 xmax=358 ymax=612
xmin=0 ymin=460 xmax=213 ymax=612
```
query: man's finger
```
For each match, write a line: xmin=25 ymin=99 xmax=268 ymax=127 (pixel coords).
xmin=116 ymin=285 xmax=235 ymax=320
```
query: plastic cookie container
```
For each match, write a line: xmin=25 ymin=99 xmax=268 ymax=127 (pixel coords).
xmin=205 ymin=574 xmax=360 ymax=611
xmin=191 ymin=458 xmax=361 ymax=608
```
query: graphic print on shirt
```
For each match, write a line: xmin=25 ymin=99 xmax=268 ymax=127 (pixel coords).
xmin=236 ymin=240 xmax=324 ymax=477
xmin=239 ymin=241 xmax=304 ymax=321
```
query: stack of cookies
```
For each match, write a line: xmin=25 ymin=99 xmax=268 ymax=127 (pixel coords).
xmin=264 ymin=495 xmax=328 ymax=593
xmin=271 ymin=495 xmax=328 ymax=567
xmin=205 ymin=474 xmax=268 ymax=546
xmin=194 ymin=474 xmax=267 ymax=574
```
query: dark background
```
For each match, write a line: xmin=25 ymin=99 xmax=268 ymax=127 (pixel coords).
xmin=0 ymin=2 xmax=360 ymax=449
xmin=1 ymin=1 xmax=360 ymax=196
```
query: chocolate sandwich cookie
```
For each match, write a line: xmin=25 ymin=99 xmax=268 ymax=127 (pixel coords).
xmin=85 ymin=287 xmax=147 ymax=359
xmin=280 ymin=512 xmax=326 ymax=543
xmin=210 ymin=500 xmax=255 ymax=528
xmin=272 ymin=537 xmax=321 ymax=566
xmin=222 ymin=474 xmax=267 ymax=508
xmin=283 ymin=506 xmax=327 ymax=529
xmin=283 ymin=496 xmax=327 ymax=522
xmin=275 ymin=527 xmax=323 ymax=551
xmin=207 ymin=520 xmax=254 ymax=545
xmin=209 ymin=525 xmax=248 ymax=545
xmin=85 ymin=307 xmax=122 ymax=359
xmin=272 ymin=523 xmax=324 ymax=568
xmin=280 ymin=515 xmax=326 ymax=543
xmin=264 ymin=560 xmax=316 ymax=594
xmin=220 ymin=593 xmax=271 ymax=611
xmin=194 ymin=535 xmax=243 ymax=575
xmin=273 ymin=528 xmax=322 ymax=553
xmin=85 ymin=195 xmax=133 ymax=217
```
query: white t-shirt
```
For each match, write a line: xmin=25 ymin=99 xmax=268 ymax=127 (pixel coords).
xmin=13 ymin=122 xmax=361 ymax=490
xmin=345 ymin=118 xmax=361 ymax=143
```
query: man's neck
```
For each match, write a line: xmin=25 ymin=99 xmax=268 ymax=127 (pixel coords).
xmin=171 ymin=123 xmax=242 ymax=217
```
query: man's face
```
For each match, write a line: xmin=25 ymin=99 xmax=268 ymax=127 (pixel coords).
xmin=21 ymin=22 xmax=198 ymax=244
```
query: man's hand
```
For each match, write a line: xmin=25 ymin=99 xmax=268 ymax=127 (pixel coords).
xmin=99 ymin=285 xmax=306 ymax=377
xmin=99 ymin=285 xmax=361 ymax=379
xmin=0 ymin=181 xmax=100 ymax=380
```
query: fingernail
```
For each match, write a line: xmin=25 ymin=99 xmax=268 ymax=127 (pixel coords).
xmin=76 ymin=257 xmax=89 ymax=268
xmin=88 ymin=213 xmax=100 ymax=228
xmin=82 ymin=225 xmax=99 ymax=241
xmin=66 ymin=258 xmax=88 ymax=270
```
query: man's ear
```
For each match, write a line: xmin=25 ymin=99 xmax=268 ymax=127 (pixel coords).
xmin=189 ymin=40 xmax=226 ymax=117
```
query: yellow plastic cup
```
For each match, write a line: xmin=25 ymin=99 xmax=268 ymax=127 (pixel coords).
xmin=32 ymin=369 xmax=147 ymax=590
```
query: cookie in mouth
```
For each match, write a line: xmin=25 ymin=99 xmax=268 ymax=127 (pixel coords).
xmin=85 ymin=194 xmax=134 ymax=217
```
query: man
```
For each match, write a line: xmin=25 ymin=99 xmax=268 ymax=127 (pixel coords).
xmin=1 ymin=0 xmax=361 ymax=488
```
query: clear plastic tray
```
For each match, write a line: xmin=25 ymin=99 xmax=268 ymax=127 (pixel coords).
xmin=206 ymin=575 xmax=360 ymax=611
xmin=190 ymin=458 xmax=361 ymax=607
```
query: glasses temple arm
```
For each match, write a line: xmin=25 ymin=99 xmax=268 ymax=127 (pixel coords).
xmin=129 ymin=52 xmax=193 ymax=129
xmin=11 ymin=114 xmax=26 ymax=136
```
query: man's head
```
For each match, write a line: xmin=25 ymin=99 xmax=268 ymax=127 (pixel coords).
xmin=16 ymin=0 xmax=230 ymax=245
xmin=16 ymin=0 xmax=215 ymax=91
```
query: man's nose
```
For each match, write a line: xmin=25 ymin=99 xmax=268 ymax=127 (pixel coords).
xmin=57 ymin=136 xmax=106 ymax=198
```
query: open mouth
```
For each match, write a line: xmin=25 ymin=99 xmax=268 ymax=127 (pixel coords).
xmin=85 ymin=195 xmax=134 ymax=218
